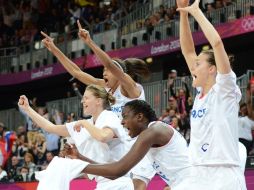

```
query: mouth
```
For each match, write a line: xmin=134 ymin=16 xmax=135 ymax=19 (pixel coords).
xmin=104 ymin=78 xmax=109 ymax=85
xmin=124 ymin=127 xmax=131 ymax=136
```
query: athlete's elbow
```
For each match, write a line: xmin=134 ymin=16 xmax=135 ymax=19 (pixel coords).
xmin=211 ymin=38 xmax=223 ymax=49
xmin=97 ymin=133 xmax=112 ymax=143
xmin=97 ymin=137 xmax=108 ymax=143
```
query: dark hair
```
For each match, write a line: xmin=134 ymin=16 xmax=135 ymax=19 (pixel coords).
xmin=240 ymin=103 xmax=247 ymax=109
xmin=112 ymin=58 xmax=151 ymax=81
xmin=86 ymin=84 xmax=115 ymax=109
xmin=124 ymin=100 xmax=157 ymax=122
xmin=21 ymin=166 xmax=29 ymax=171
xmin=201 ymin=49 xmax=234 ymax=67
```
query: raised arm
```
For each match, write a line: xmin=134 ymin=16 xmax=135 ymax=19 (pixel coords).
xmin=18 ymin=95 xmax=69 ymax=137
xmin=41 ymin=31 xmax=105 ymax=86
xmin=73 ymin=120 xmax=115 ymax=143
xmin=77 ymin=21 xmax=140 ymax=98
xmin=178 ymin=0 xmax=231 ymax=74
xmin=178 ymin=0 xmax=197 ymax=72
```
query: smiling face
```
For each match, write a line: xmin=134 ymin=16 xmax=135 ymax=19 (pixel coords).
xmin=121 ymin=106 xmax=143 ymax=138
xmin=191 ymin=52 xmax=216 ymax=88
xmin=103 ymin=67 xmax=119 ymax=89
xmin=81 ymin=89 xmax=101 ymax=116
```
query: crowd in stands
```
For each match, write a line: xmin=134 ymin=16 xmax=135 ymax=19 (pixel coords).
xmin=0 ymin=105 xmax=78 ymax=182
xmin=0 ymin=0 xmax=146 ymax=49
xmin=0 ymin=0 xmax=239 ymax=49
xmin=143 ymin=0 xmax=236 ymax=33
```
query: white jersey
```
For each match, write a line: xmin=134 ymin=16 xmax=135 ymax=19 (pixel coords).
xmin=146 ymin=121 xmax=191 ymax=187
xmin=109 ymin=83 xmax=145 ymax=119
xmin=66 ymin=110 xmax=134 ymax=189
xmin=107 ymin=83 xmax=156 ymax=182
xmin=238 ymin=116 xmax=254 ymax=141
xmin=90 ymin=110 xmax=130 ymax=162
xmin=190 ymin=71 xmax=241 ymax=166
xmin=66 ymin=121 xmax=109 ymax=164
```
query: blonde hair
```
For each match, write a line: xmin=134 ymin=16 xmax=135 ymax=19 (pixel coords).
xmin=36 ymin=133 xmax=46 ymax=143
xmin=24 ymin=152 xmax=34 ymax=163
xmin=86 ymin=84 xmax=115 ymax=109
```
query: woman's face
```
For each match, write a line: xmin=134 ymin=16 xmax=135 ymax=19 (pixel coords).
xmin=103 ymin=67 xmax=119 ymax=89
xmin=171 ymin=117 xmax=178 ymax=128
xmin=24 ymin=155 xmax=31 ymax=163
xmin=191 ymin=53 xmax=215 ymax=88
xmin=82 ymin=90 xmax=102 ymax=116
xmin=121 ymin=106 xmax=142 ymax=138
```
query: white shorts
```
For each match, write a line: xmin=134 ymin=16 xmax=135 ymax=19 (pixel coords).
xmin=173 ymin=166 xmax=246 ymax=190
xmin=96 ymin=176 xmax=134 ymax=190
xmin=131 ymin=155 xmax=156 ymax=185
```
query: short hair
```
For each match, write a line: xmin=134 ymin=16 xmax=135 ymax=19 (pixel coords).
xmin=124 ymin=100 xmax=157 ymax=122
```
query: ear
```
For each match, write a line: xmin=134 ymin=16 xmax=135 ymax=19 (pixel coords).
xmin=96 ymin=98 xmax=103 ymax=106
xmin=136 ymin=113 xmax=144 ymax=122
xmin=209 ymin=65 xmax=216 ymax=74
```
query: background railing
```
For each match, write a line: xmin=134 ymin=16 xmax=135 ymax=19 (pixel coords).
xmin=0 ymin=0 xmax=253 ymax=74
xmin=1 ymin=70 xmax=253 ymax=131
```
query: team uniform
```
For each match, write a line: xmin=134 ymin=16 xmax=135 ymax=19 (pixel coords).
xmin=110 ymin=83 xmax=145 ymax=119
xmin=66 ymin=110 xmax=134 ymax=190
xmin=189 ymin=71 xmax=246 ymax=189
xmin=238 ymin=115 xmax=254 ymax=153
xmin=146 ymin=121 xmax=191 ymax=189
xmin=108 ymin=83 xmax=157 ymax=184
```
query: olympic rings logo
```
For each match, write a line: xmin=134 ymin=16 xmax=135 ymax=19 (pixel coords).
xmin=241 ymin=17 xmax=254 ymax=31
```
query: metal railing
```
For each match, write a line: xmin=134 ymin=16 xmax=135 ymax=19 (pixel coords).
xmin=1 ymin=70 xmax=253 ymax=131
xmin=0 ymin=0 xmax=253 ymax=74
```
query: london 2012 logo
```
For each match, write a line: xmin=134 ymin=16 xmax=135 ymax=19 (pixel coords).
xmin=241 ymin=17 xmax=254 ymax=31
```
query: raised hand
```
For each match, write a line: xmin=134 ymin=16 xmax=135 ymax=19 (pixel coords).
xmin=18 ymin=95 xmax=30 ymax=112
xmin=177 ymin=0 xmax=200 ymax=14
xmin=77 ymin=20 xmax=92 ymax=44
xmin=176 ymin=0 xmax=189 ymax=8
xmin=41 ymin=31 xmax=56 ymax=52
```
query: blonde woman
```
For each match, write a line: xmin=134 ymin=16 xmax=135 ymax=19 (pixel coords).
xmin=18 ymin=84 xmax=133 ymax=190
xmin=32 ymin=133 xmax=47 ymax=165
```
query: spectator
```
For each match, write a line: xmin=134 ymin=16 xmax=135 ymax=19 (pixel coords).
xmin=22 ymin=152 xmax=36 ymax=177
xmin=238 ymin=88 xmax=254 ymax=155
xmin=32 ymin=133 xmax=47 ymax=165
xmin=41 ymin=151 xmax=54 ymax=170
xmin=158 ymin=108 xmax=171 ymax=124
xmin=17 ymin=125 xmax=26 ymax=136
xmin=6 ymin=155 xmax=21 ymax=182
xmin=170 ymin=116 xmax=181 ymax=131
xmin=0 ymin=122 xmax=6 ymax=139
xmin=15 ymin=166 xmax=35 ymax=182
xmin=167 ymin=96 xmax=178 ymax=111
xmin=0 ymin=165 xmax=7 ymax=181
xmin=12 ymin=134 xmax=28 ymax=164
xmin=169 ymin=78 xmax=190 ymax=118
xmin=19 ymin=106 xmax=37 ymax=146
